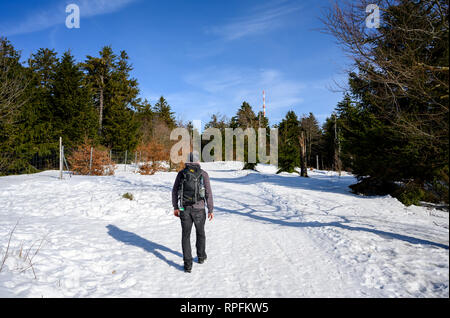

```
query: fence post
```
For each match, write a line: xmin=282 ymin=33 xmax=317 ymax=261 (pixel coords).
xmin=59 ymin=137 xmax=63 ymax=180
xmin=89 ymin=147 xmax=93 ymax=175
xmin=134 ymin=151 xmax=138 ymax=173
xmin=124 ymin=150 xmax=128 ymax=172
xmin=316 ymin=155 xmax=319 ymax=170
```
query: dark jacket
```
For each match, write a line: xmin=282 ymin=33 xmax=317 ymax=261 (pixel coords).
xmin=172 ymin=163 xmax=214 ymax=213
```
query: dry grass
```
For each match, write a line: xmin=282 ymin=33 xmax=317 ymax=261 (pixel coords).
xmin=0 ymin=220 xmax=48 ymax=279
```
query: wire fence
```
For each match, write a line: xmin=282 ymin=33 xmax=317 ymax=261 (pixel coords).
xmin=0 ymin=151 xmax=60 ymax=175
xmin=0 ymin=148 xmax=149 ymax=176
xmin=110 ymin=150 xmax=134 ymax=165
xmin=110 ymin=150 xmax=170 ymax=172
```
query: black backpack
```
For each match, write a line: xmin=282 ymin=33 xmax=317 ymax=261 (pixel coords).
xmin=179 ymin=165 xmax=205 ymax=206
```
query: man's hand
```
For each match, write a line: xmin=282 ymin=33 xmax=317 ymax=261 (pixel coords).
xmin=208 ymin=212 xmax=214 ymax=221
xmin=174 ymin=209 xmax=180 ymax=217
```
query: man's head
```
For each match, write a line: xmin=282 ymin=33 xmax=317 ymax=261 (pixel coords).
xmin=187 ymin=151 xmax=200 ymax=163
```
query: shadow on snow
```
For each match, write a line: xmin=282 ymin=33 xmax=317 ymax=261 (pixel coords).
xmin=214 ymin=205 xmax=449 ymax=250
xmin=210 ymin=171 xmax=359 ymax=197
xmin=106 ymin=224 xmax=184 ymax=271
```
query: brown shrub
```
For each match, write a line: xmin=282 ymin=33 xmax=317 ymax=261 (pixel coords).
xmin=136 ymin=140 xmax=168 ymax=175
xmin=138 ymin=162 xmax=161 ymax=175
xmin=68 ymin=139 xmax=116 ymax=176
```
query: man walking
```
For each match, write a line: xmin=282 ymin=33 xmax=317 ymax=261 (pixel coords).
xmin=172 ymin=151 xmax=214 ymax=273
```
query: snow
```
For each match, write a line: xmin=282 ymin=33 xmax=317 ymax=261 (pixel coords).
xmin=0 ymin=161 xmax=448 ymax=298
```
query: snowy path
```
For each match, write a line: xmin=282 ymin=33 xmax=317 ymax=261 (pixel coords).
xmin=0 ymin=162 xmax=448 ymax=297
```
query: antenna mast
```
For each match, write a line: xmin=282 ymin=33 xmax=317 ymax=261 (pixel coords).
xmin=263 ymin=90 xmax=266 ymax=117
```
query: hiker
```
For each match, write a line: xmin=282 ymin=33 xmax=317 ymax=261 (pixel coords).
xmin=172 ymin=151 xmax=214 ymax=273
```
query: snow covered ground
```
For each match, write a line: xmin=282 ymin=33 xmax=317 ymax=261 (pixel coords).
xmin=0 ymin=161 xmax=448 ymax=298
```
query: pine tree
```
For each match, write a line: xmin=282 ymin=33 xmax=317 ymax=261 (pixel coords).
xmin=102 ymin=50 xmax=140 ymax=151
xmin=0 ymin=38 xmax=29 ymax=174
xmin=204 ymin=113 xmax=229 ymax=161
xmin=83 ymin=47 xmax=140 ymax=151
xmin=233 ymin=102 xmax=258 ymax=170
xmin=153 ymin=96 xmax=176 ymax=129
xmin=1 ymin=45 xmax=60 ymax=174
xmin=24 ymin=48 xmax=59 ymax=154
xmin=51 ymin=51 xmax=98 ymax=149
xmin=324 ymin=0 xmax=449 ymax=204
xmin=321 ymin=114 xmax=340 ymax=171
xmin=83 ymin=46 xmax=116 ymax=133
xmin=236 ymin=101 xmax=257 ymax=129
xmin=135 ymin=98 xmax=154 ymax=144
xmin=102 ymin=101 xmax=139 ymax=151
xmin=256 ymin=111 xmax=269 ymax=129
xmin=277 ymin=110 xmax=301 ymax=174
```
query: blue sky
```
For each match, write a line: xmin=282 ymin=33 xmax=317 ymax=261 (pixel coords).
xmin=0 ymin=0 xmax=352 ymax=127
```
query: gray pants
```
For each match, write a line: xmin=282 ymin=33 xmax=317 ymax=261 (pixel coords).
xmin=180 ymin=206 xmax=207 ymax=265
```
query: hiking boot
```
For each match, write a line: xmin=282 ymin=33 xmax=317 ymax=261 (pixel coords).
xmin=184 ymin=262 xmax=192 ymax=273
xmin=198 ymin=257 xmax=207 ymax=264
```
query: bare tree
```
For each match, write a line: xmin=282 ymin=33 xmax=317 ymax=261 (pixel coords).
xmin=300 ymin=113 xmax=321 ymax=165
xmin=0 ymin=38 xmax=29 ymax=173
xmin=321 ymin=0 xmax=449 ymax=144
xmin=0 ymin=65 xmax=27 ymax=122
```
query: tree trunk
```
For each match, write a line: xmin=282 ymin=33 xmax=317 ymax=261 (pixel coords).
xmin=308 ymin=127 xmax=312 ymax=165
xmin=98 ymin=83 xmax=104 ymax=134
xmin=298 ymin=131 xmax=308 ymax=177
xmin=334 ymin=115 xmax=341 ymax=176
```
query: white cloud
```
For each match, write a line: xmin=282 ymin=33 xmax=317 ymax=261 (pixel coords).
xmin=206 ymin=0 xmax=302 ymax=41
xmin=147 ymin=66 xmax=306 ymax=126
xmin=141 ymin=67 xmax=345 ymax=126
xmin=78 ymin=0 xmax=137 ymax=17
xmin=1 ymin=0 xmax=139 ymax=36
